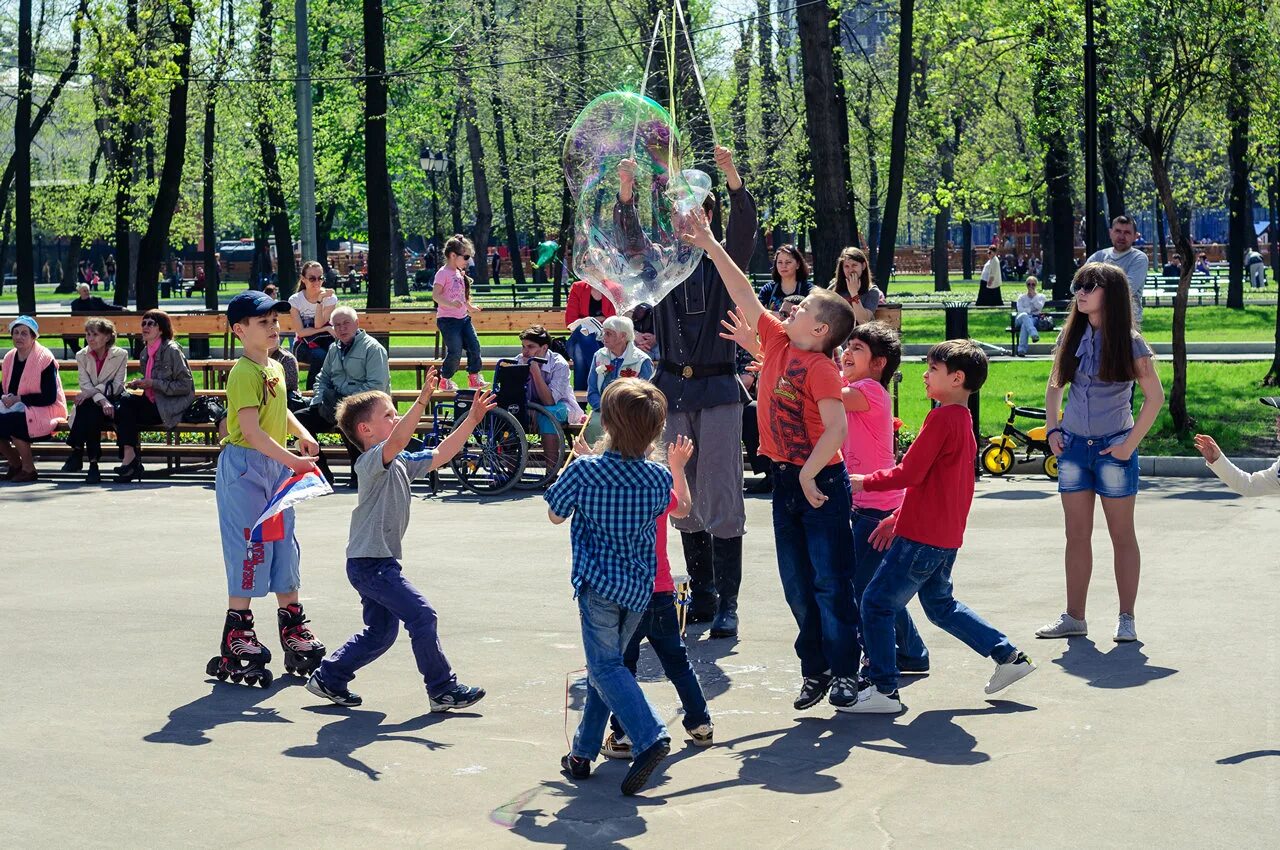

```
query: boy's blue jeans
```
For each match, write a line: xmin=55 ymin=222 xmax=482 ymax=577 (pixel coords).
xmin=851 ymin=507 xmax=929 ymax=670
xmin=318 ymin=557 xmax=457 ymax=698
xmin=608 ymin=592 xmax=711 ymax=739
xmin=572 ymin=585 xmax=668 ymax=761
xmin=437 ymin=316 xmax=482 ymax=380
xmin=862 ymin=537 xmax=1016 ymax=694
xmin=773 ymin=462 xmax=861 ymax=678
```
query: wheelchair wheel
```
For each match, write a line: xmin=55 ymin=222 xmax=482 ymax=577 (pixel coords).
xmin=450 ymin=407 xmax=527 ymax=495
xmin=1042 ymin=453 xmax=1059 ymax=480
xmin=515 ymin=403 xmax=568 ymax=490
xmin=981 ymin=443 xmax=1015 ymax=476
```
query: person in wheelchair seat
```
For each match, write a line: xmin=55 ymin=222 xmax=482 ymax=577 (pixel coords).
xmin=517 ymin=325 xmax=585 ymax=472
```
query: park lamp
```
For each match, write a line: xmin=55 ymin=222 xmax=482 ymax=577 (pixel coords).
xmin=419 ymin=148 xmax=448 ymax=174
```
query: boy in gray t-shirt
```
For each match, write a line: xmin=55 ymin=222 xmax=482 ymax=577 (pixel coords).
xmin=304 ymin=371 xmax=496 ymax=712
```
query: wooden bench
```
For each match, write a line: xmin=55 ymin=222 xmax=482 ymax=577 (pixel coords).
xmin=1006 ymin=300 xmax=1070 ymax=351
xmin=1144 ymin=274 xmax=1220 ymax=306
xmin=1 ymin=312 xmax=233 ymax=356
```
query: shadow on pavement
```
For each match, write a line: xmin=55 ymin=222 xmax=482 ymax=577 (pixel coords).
xmin=144 ymin=680 xmax=298 ymax=746
xmin=281 ymin=705 xmax=464 ymax=780
xmin=1216 ymin=750 xmax=1280 ymax=765
xmin=1051 ymin=638 xmax=1177 ymax=688
xmin=1161 ymin=490 xmax=1239 ymax=501
xmin=491 ymin=777 xmax=660 ymax=847
xmin=976 ymin=488 xmax=1054 ymax=501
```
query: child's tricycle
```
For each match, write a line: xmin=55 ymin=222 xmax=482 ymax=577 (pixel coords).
xmin=981 ymin=392 xmax=1059 ymax=479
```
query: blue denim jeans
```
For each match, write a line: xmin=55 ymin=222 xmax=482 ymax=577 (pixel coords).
xmin=437 ymin=316 xmax=482 ymax=380
xmin=572 ymin=585 xmax=668 ymax=761
xmin=851 ymin=507 xmax=929 ymax=670
xmin=863 ymin=538 xmax=1015 ymax=693
xmin=1014 ymin=312 xmax=1040 ymax=354
xmin=318 ymin=557 xmax=457 ymax=698
xmin=773 ymin=462 xmax=860 ymax=677
xmin=608 ymin=592 xmax=711 ymax=739
xmin=566 ymin=328 xmax=602 ymax=392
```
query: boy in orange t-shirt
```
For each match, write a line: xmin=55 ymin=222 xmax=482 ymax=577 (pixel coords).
xmin=683 ymin=211 xmax=861 ymax=714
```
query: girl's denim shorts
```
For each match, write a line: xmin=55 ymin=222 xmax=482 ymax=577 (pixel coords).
xmin=1057 ymin=429 xmax=1140 ymax=498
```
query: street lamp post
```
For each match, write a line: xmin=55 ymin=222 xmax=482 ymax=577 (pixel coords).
xmin=419 ymin=148 xmax=449 ymax=251
xmin=1083 ymin=0 xmax=1100 ymax=254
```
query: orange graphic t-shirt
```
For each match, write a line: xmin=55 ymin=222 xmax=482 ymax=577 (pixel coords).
xmin=754 ymin=312 xmax=844 ymax=467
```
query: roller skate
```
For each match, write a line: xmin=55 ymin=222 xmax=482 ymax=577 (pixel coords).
xmin=278 ymin=603 xmax=325 ymax=677
xmin=205 ymin=609 xmax=273 ymax=688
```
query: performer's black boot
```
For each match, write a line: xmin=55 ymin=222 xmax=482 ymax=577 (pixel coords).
xmin=681 ymin=530 xmax=717 ymax=623
xmin=710 ymin=536 xmax=743 ymax=638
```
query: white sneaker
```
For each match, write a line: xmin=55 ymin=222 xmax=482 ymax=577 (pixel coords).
xmin=845 ymin=684 xmax=903 ymax=714
xmin=1114 ymin=614 xmax=1137 ymax=643
xmin=1035 ymin=612 xmax=1088 ymax=638
xmin=985 ymin=651 xmax=1036 ymax=695
xmin=688 ymin=723 xmax=714 ymax=747
xmin=438 ymin=378 xmax=459 ymax=392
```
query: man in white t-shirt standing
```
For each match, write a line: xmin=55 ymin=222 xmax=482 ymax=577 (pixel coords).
xmin=1086 ymin=215 xmax=1149 ymax=325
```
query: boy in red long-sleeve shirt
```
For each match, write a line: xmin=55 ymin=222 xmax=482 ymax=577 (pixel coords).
xmin=848 ymin=340 xmax=1035 ymax=713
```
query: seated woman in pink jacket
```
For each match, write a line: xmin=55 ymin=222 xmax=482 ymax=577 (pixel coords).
xmin=0 ymin=316 xmax=69 ymax=483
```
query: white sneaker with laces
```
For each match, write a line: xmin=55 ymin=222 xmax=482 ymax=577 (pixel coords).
xmin=1035 ymin=612 xmax=1088 ymax=638
xmin=688 ymin=723 xmax=714 ymax=747
xmin=985 ymin=652 xmax=1036 ymax=695
xmin=1114 ymin=614 xmax=1137 ymax=642
xmin=846 ymin=684 xmax=903 ymax=714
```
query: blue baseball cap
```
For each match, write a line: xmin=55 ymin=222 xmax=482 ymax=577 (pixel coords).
xmin=7 ymin=315 xmax=38 ymax=336
xmin=227 ymin=290 xmax=291 ymax=326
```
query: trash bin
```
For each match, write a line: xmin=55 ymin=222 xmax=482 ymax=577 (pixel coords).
xmin=189 ymin=335 xmax=211 ymax=359
xmin=943 ymin=301 xmax=971 ymax=340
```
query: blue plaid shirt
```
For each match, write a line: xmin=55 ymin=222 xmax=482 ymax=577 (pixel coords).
xmin=545 ymin=451 xmax=673 ymax=612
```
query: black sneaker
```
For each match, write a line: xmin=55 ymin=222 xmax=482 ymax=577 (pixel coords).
xmin=621 ymin=737 xmax=670 ymax=795
xmin=793 ymin=672 xmax=833 ymax=710
xmin=61 ymin=449 xmax=83 ymax=473
xmin=430 ymin=682 xmax=486 ymax=712
xmin=305 ymin=671 xmax=363 ymax=707
xmin=561 ymin=753 xmax=592 ymax=780
xmin=827 ymin=675 xmax=860 ymax=709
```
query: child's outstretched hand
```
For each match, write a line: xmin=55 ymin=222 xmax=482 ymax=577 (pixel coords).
xmin=573 ymin=433 xmax=594 ymax=457
xmin=1193 ymin=434 xmax=1221 ymax=463
xmin=676 ymin=208 xmax=716 ymax=250
xmin=466 ymin=390 xmax=497 ymax=424
xmin=618 ymin=157 xmax=637 ymax=194
xmin=869 ymin=513 xmax=898 ymax=552
xmin=719 ymin=307 xmax=756 ymax=351
xmin=668 ymin=434 xmax=694 ymax=470
xmin=417 ymin=367 xmax=440 ymax=406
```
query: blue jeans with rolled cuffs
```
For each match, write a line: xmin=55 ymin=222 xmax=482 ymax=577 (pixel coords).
xmin=862 ymin=537 xmax=1015 ymax=694
xmin=437 ymin=316 xmax=482 ymax=380
xmin=572 ymin=584 xmax=668 ymax=761
xmin=852 ymin=507 xmax=929 ymax=670
xmin=1056 ymin=429 xmax=1140 ymax=499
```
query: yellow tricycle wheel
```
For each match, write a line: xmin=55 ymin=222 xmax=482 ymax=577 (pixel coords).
xmin=981 ymin=444 xmax=1015 ymax=476
xmin=1043 ymin=453 xmax=1059 ymax=479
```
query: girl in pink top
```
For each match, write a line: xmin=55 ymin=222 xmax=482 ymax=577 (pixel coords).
xmin=839 ymin=322 xmax=929 ymax=674
xmin=432 ymin=234 xmax=487 ymax=392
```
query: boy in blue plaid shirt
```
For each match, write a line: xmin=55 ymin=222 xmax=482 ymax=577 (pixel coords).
xmin=546 ymin=377 xmax=674 ymax=796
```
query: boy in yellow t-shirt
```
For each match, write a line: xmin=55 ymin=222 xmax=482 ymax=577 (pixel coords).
xmin=209 ymin=291 xmax=325 ymax=688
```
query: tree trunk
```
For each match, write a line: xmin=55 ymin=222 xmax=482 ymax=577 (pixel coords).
xmin=962 ymin=218 xmax=973 ymax=280
xmin=135 ymin=0 xmax=195 ymax=312
xmin=857 ymin=81 xmax=881 ymax=263
xmin=1265 ymin=165 xmax=1280 ymax=386
xmin=1100 ymin=114 xmax=1126 ymax=219
xmin=1150 ymin=151 xmax=1194 ymax=433
xmin=874 ymin=0 xmax=914 ymax=294
xmin=756 ymin=0 xmax=780 ymax=266
xmin=390 ymin=187 xmax=409 ymax=298
xmin=363 ymin=0 xmax=392 ymax=309
xmin=446 ymin=105 xmax=465 ymax=236
xmin=933 ymin=118 xmax=960 ymax=292
xmin=14 ymin=0 xmax=35 ymax=314
xmin=458 ymin=65 xmax=492 ymax=289
xmin=796 ymin=0 xmax=855 ymax=285
xmin=1043 ymin=131 xmax=1075 ymax=300
xmin=202 ymin=0 xmax=231 ymax=311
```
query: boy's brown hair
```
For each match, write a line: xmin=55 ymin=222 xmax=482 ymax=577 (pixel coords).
xmin=600 ymin=378 xmax=667 ymax=459
xmin=927 ymin=339 xmax=989 ymax=391
xmin=847 ymin=320 xmax=902 ymax=388
xmin=336 ymin=390 xmax=392 ymax=448
xmin=807 ymin=289 xmax=857 ymax=355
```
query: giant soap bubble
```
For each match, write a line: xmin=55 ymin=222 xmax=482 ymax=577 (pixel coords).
xmin=563 ymin=91 xmax=710 ymax=314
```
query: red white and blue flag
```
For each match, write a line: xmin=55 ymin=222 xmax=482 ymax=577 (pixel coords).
xmin=249 ymin=469 xmax=334 ymax=543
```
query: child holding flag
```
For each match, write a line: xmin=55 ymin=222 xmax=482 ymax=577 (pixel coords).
xmin=209 ymin=291 xmax=328 ymax=688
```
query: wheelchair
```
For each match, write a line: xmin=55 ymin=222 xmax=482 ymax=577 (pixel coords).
xmin=434 ymin=359 xmax=574 ymax=495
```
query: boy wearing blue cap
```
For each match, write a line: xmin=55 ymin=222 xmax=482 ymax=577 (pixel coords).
xmin=207 ymin=291 xmax=327 ymax=688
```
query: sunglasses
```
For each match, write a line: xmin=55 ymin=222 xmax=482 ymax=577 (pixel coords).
xmin=1072 ymin=279 xmax=1105 ymax=295
xmin=305 ymin=275 xmax=323 ymax=282
xmin=141 ymin=319 xmax=159 ymax=327
xmin=461 ymin=254 xmax=472 ymax=261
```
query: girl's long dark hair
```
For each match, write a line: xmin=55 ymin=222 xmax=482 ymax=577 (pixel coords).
xmin=1051 ymin=263 xmax=1139 ymax=386
xmin=771 ymin=244 xmax=809 ymax=286
xmin=830 ymin=246 xmax=872 ymax=298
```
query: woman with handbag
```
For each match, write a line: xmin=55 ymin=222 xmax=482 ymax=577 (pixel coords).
xmin=112 ymin=310 xmax=195 ymax=482
xmin=63 ymin=317 xmax=128 ymax=483
xmin=288 ymin=260 xmax=338 ymax=389
xmin=1013 ymin=276 xmax=1048 ymax=356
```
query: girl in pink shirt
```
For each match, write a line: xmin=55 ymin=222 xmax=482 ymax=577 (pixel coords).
xmin=840 ymin=322 xmax=929 ymax=674
xmin=432 ymin=235 xmax=487 ymax=392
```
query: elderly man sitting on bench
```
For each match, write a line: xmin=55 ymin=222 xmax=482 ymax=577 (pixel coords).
xmin=292 ymin=306 xmax=390 ymax=486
